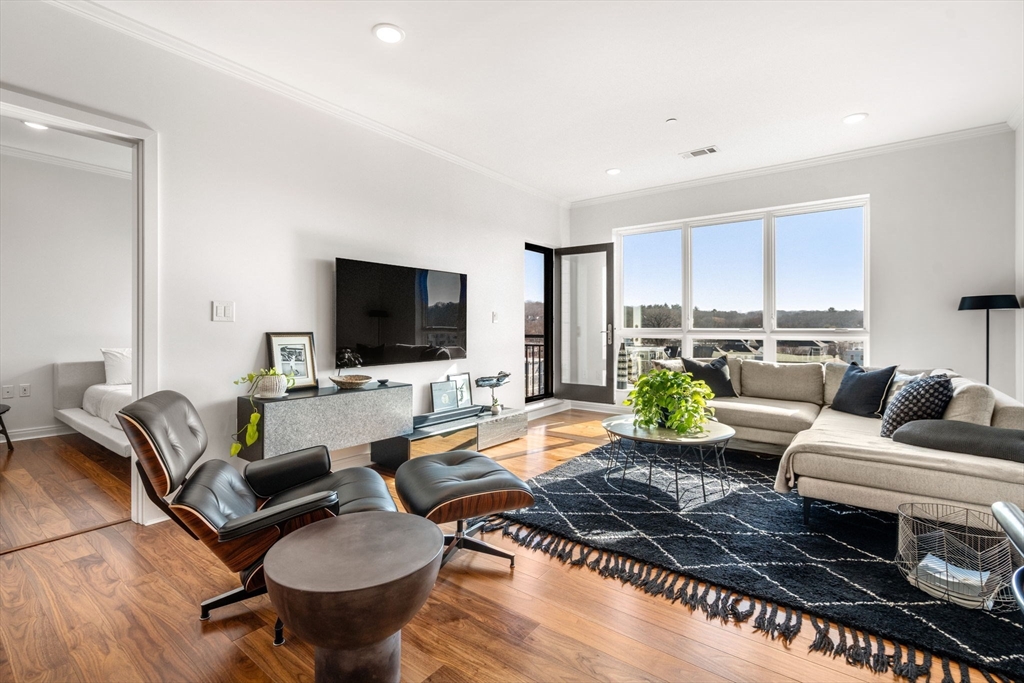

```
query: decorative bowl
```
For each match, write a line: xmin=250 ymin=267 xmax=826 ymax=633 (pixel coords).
xmin=330 ymin=374 xmax=373 ymax=390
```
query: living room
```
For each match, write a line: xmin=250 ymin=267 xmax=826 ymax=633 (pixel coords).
xmin=0 ymin=2 xmax=1022 ymax=682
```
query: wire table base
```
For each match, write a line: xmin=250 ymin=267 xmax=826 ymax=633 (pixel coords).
xmin=602 ymin=418 xmax=734 ymax=508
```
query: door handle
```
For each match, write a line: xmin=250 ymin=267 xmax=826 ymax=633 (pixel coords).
xmin=605 ymin=323 xmax=612 ymax=345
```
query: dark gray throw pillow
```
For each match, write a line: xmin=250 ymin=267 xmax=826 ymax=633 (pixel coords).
xmin=682 ymin=356 xmax=736 ymax=398
xmin=893 ymin=420 xmax=1024 ymax=463
xmin=880 ymin=374 xmax=954 ymax=438
xmin=831 ymin=363 xmax=898 ymax=418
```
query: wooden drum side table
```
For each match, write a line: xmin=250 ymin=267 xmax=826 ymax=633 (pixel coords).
xmin=264 ymin=511 xmax=444 ymax=683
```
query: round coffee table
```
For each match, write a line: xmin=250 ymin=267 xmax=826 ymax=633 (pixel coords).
xmin=264 ymin=511 xmax=444 ymax=683
xmin=601 ymin=415 xmax=736 ymax=505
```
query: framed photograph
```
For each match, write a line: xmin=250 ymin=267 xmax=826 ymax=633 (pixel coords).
xmin=430 ymin=380 xmax=458 ymax=412
xmin=266 ymin=332 xmax=318 ymax=389
xmin=448 ymin=372 xmax=473 ymax=408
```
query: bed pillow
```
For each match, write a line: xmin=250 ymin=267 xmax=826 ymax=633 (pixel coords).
xmin=682 ymin=356 xmax=737 ymax=398
xmin=831 ymin=363 xmax=897 ymax=418
xmin=101 ymin=348 xmax=132 ymax=385
xmin=880 ymin=375 xmax=954 ymax=438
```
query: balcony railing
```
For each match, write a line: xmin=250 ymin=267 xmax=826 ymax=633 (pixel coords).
xmin=525 ymin=334 xmax=546 ymax=400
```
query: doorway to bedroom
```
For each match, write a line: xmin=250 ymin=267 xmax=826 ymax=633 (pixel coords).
xmin=0 ymin=113 xmax=134 ymax=553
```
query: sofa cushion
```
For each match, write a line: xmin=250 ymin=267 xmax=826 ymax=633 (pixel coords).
xmin=892 ymin=420 xmax=1024 ymax=463
xmin=831 ymin=364 xmax=897 ymax=418
xmin=682 ymin=356 xmax=737 ymax=398
xmin=880 ymin=375 xmax=954 ymax=438
xmin=810 ymin=406 xmax=884 ymax=437
xmin=775 ymin=427 xmax=1024 ymax=508
xmin=823 ymin=362 xmax=848 ymax=405
xmin=991 ymin=388 xmax=1024 ymax=430
xmin=942 ymin=377 xmax=995 ymax=425
xmin=740 ymin=360 xmax=823 ymax=404
xmin=654 ymin=357 xmax=742 ymax=396
xmin=708 ymin=396 xmax=820 ymax=434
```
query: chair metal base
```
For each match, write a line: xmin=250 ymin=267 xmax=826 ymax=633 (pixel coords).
xmin=198 ymin=585 xmax=285 ymax=646
xmin=442 ymin=519 xmax=515 ymax=569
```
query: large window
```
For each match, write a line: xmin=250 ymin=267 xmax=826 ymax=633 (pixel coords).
xmin=622 ymin=230 xmax=682 ymax=329
xmin=692 ymin=219 xmax=763 ymax=329
xmin=615 ymin=197 xmax=867 ymax=384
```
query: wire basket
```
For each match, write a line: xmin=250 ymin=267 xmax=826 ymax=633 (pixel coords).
xmin=896 ymin=503 xmax=1019 ymax=611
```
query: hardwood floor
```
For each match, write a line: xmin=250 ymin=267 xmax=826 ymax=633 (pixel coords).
xmin=0 ymin=433 xmax=131 ymax=554
xmin=0 ymin=410 xmax=970 ymax=682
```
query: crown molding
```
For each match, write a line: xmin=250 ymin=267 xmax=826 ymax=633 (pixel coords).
xmin=570 ymin=122 xmax=1014 ymax=208
xmin=1 ymin=144 xmax=132 ymax=179
xmin=1008 ymin=101 xmax=1024 ymax=131
xmin=45 ymin=0 xmax=568 ymax=208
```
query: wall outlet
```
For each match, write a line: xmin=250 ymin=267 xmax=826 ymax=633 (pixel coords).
xmin=212 ymin=301 xmax=235 ymax=322
xmin=18 ymin=384 xmax=31 ymax=397
xmin=1 ymin=385 xmax=13 ymax=399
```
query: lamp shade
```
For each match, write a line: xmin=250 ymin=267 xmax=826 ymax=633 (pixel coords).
xmin=958 ymin=294 xmax=1021 ymax=311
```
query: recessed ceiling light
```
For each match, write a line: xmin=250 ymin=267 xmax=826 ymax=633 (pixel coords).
xmin=373 ymin=23 xmax=405 ymax=43
xmin=843 ymin=112 xmax=869 ymax=125
xmin=23 ymin=121 xmax=48 ymax=130
xmin=606 ymin=168 xmax=621 ymax=176
xmin=665 ymin=118 xmax=677 ymax=124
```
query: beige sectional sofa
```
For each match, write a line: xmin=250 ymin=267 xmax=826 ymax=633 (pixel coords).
xmin=652 ymin=358 xmax=1024 ymax=515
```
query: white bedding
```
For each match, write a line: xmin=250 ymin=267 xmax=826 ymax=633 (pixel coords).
xmin=82 ymin=383 xmax=133 ymax=430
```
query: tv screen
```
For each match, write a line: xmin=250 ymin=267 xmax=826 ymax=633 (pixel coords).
xmin=335 ymin=258 xmax=467 ymax=367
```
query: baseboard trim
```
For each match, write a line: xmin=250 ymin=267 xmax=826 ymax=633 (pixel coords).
xmin=8 ymin=424 xmax=76 ymax=442
xmin=566 ymin=400 xmax=630 ymax=415
xmin=525 ymin=399 xmax=569 ymax=420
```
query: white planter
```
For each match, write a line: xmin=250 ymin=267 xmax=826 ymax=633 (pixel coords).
xmin=491 ymin=404 xmax=502 ymax=415
xmin=253 ymin=374 xmax=289 ymax=398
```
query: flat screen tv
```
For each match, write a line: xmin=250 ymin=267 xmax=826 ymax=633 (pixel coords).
xmin=335 ymin=258 xmax=467 ymax=367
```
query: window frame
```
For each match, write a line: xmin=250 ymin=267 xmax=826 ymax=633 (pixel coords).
xmin=613 ymin=195 xmax=869 ymax=379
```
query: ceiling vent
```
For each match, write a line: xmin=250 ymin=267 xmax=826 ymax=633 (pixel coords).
xmin=679 ymin=145 xmax=720 ymax=159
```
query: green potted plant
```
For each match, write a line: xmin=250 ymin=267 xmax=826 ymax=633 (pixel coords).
xmin=624 ymin=368 xmax=715 ymax=436
xmin=231 ymin=368 xmax=295 ymax=456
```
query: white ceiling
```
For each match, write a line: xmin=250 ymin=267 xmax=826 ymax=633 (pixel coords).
xmin=88 ymin=1 xmax=1022 ymax=203
xmin=0 ymin=115 xmax=133 ymax=174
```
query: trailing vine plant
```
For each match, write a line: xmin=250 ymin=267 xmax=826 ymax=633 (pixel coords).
xmin=230 ymin=368 xmax=295 ymax=456
xmin=624 ymin=368 xmax=715 ymax=436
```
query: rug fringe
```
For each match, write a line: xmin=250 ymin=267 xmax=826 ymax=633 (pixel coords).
xmin=482 ymin=516 xmax=1014 ymax=683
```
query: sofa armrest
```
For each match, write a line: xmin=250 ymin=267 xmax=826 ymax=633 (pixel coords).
xmin=243 ymin=445 xmax=331 ymax=497
xmin=218 ymin=490 xmax=338 ymax=542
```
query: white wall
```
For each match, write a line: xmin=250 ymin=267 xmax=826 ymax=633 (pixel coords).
xmin=0 ymin=154 xmax=133 ymax=434
xmin=571 ymin=132 xmax=1019 ymax=397
xmin=0 ymin=2 xmax=565 ymax=458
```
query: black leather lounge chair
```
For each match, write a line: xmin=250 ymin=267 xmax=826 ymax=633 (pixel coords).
xmin=117 ymin=390 xmax=397 ymax=644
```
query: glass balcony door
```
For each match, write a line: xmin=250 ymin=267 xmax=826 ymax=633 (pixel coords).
xmin=554 ymin=243 xmax=614 ymax=403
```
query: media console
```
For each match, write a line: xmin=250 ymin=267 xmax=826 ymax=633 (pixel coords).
xmin=370 ymin=405 xmax=527 ymax=471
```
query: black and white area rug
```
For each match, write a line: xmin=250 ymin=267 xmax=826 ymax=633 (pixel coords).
xmin=483 ymin=443 xmax=1024 ymax=682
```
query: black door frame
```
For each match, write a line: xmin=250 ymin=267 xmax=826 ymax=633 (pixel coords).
xmin=553 ymin=243 xmax=615 ymax=404
xmin=524 ymin=243 xmax=553 ymax=402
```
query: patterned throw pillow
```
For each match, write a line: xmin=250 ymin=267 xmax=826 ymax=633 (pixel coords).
xmin=880 ymin=375 xmax=954 ymax=438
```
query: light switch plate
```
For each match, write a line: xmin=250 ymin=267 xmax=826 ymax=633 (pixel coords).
xmin=212 ymin=301 xmax=235 ymax=322
xmin=1 ymin=385 xmax=13 ymax=399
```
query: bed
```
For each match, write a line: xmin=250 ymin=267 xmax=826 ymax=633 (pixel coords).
xmin=52 ymin=361 xmax=133 ymax=457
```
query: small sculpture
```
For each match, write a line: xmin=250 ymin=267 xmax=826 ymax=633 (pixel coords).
xmin=336 ymin=349 xmax=362 ymax=371
xmin=475 ymin=371 xmax=511 ymax=414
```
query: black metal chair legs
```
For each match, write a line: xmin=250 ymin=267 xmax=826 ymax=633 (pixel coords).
xmin=199 ymin=585 xmax=286 ymax=645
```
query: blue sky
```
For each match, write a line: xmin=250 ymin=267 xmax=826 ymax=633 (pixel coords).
xmin=618 ymin=207 xmax=863 ymax=312
xmin=525 ymin=249 xmax=545 ymax=302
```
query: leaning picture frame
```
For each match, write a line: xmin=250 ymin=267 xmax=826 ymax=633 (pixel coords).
xmin=448 ymin=372 xmax=473 ymax=408
xmin=430 ymin=380 xmax=458 ymax=412
xmin=266 ymin=332 xmax=318 ymax=390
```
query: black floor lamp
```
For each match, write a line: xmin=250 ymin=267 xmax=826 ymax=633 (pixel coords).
xmin=958 ymin=294 xmax=1021 ymax=385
